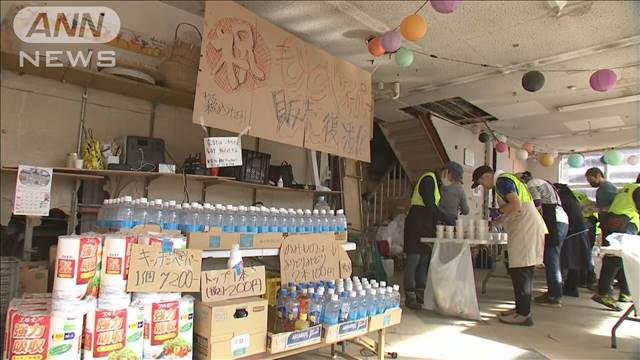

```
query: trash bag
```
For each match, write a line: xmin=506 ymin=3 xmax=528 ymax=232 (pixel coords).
xmin=423 ymin=241 xmax=481 ymax=320
xmin=387 ymin=214 xmax=405 ymax=255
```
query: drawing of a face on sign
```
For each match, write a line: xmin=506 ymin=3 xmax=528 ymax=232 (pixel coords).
xmin=205 ymin=18 xmax=271 ymax=93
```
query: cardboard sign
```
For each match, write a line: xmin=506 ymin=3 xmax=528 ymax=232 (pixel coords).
xmin=127 ymin=244 xmax=202 ymax=292
xmin=201 ymin=266 xmax=265 ymax=302
xmin=193 ymin=1 xmax=372 ymax=162
xmin=279 ymin=234 xmax=351 ymax=285
xmin=204 ymin=136 xmax=243 ymax=168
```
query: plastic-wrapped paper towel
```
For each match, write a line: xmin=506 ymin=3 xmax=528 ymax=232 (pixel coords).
xmin=83 ymin=302 xmax=145 ymax=360
xmin=53 ymin=234 xmax=103 ymax=300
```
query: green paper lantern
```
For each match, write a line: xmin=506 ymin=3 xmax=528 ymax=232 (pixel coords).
xmin=604 ymin=149 xmax=623 ymax=165
xmin=395 ymin=47 xmax=414 ymax=67
xmin=568 ymin=153 xmax=584 ymax=168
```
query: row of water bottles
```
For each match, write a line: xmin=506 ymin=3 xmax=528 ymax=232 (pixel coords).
xmin=275 ymin=277 xmax=400 ymax=332
xmin=96 ymin=196 xmax=348 ymax=234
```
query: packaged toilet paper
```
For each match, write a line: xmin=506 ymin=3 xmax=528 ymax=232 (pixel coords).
xmin=100 ymin=234 xmax=136 ymax=294
xmin=53 ymin=234 xmax=103 ymax=299
xmin=83 ymin=303 xmax=144 ymax=360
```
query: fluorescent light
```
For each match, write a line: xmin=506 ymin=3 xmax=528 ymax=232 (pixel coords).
xmin=557 ymin=95 xmax=640 ymax=112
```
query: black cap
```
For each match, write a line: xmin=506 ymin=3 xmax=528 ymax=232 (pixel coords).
xmin=472 ymin=165 xmax=494 ymax=189
xmin=444 ymin=161 xmax=464 ymax=184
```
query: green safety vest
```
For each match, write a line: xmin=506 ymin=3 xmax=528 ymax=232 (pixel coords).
xmin=496 ymin=173 xmax=533 ymax=203
xmin=608 ymin=183 xmax=640 ymax=229
xmin=411 ymin=172 xmax=440 ymax=207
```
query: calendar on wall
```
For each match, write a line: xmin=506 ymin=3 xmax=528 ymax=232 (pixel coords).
xmin=13 ymin=165 xmax=53 ymax=217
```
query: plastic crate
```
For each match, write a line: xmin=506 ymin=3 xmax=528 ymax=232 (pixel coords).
xmin=220 ymin=149 xmax=271 ymax=184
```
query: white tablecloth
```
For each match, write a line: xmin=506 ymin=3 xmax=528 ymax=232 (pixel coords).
xmin=603 ymin=233 xmax=640 ymax=306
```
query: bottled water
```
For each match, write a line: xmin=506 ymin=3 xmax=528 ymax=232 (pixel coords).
xmin=380 ymin=281 xmax=387 ymax=288
xmin=116 ymin=196 xmax=133 ymax=229
xmin=336 ymin=209 xmax=347 ymax=232
xmin=96 ymin=199 xmax=108 ymax=228
xmin=309 ymin=293 xmax=322 ymax=326
xmin=367 ymin=289 xmax=378 ymax=316
xmin=202 ymin=203 xmax=213 ymax=229
xmin=278 ymin=208 xmax=289 ymax=232
xmin=257 ymin=207 xmax=269 ymax=233
xmin=132 ymin=198 xmax=148 ymax=226
xmin=182 ymin=202 xmax=200 ymax=233
xmin=247 ymin=206 xmax=258 ymax=233
xmin=296 ymin=209 xmax=305 ymax=233
xmin=391 ymin=285 xmax=401 ymax=308
xmin=211 ymin=204 xmax=224 ymax=228
xmin=269 ymin=207 xmax=279 ymax=233
xmin=323 ymin=294 xmax=340 ymax=325
xmin=276 ymin=289 xmax=288 ymax=333
xmin=320 ymin=210 xmax=330 ymax=232
xmin=358 ymin=290 xmax=369 ymax=317
xmin=223 ymin=205 xmax=235 ymax=232
xmin=338 ymin=291 xmax=350 ymax=323
xmin=162 ymin=201 xmax=179 ymax=230
xmin=376 ymin=288 xmax=387 ymax=314
xmin=328 ymin=210 xmax=337 ymax=232
xmin=303 ymin=209 xmax=313 ymax=233
xmin=347 ymin=291 xmax=359 ymax=321
xmin=147 ymin=199 xmax=163 ymax=225
xmin=178 ymin=203 xmax=190 ymax=232
xmin=285 ymin=291 xmax=300 ymax=331
xmin=312 ymin=210 xmax=322 ymax=233
xmin=286 ymin=209 xmax=296 ymax=233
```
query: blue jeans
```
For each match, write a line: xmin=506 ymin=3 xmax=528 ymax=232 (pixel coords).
xmin=404 ymin=252 xmax=429 ymax=294
xmin=544 ymin=222 xmax=569 ymax=299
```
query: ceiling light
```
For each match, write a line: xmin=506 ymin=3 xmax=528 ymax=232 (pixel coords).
xmin=557 ymin=94 xmax=640 ymax=112
xmin=567 ymin=85 xmax=577 ymax=90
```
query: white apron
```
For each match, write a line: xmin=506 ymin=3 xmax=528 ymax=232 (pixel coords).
xmin=501 ymin=201 xmax=545 ymax=268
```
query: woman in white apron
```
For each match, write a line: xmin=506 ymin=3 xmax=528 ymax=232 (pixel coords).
xmin=472 ymin=166 xmax=545 ymax=326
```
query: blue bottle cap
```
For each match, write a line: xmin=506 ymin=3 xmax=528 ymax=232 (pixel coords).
xmin=279 ymin=289 xmax=288 ymax=296
xmin=290 ymin=291 xmax=297 ymax=298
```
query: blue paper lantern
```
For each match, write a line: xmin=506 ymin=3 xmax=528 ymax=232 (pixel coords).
xmin=568 ymin=154 xmax=584 ymax=168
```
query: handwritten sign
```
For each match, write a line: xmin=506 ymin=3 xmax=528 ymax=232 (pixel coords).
xmin=127 ymin=244 xmax=202 ymax=292
xmin=204 ymin=137 xmax=243 ymax=168
xmin=279 ymin=234 xmax=351 ymax=285
xmin=193 ymin=1 xmax=372 ymax=162
xmin=201 ymin=266 xmax=265 ymax=302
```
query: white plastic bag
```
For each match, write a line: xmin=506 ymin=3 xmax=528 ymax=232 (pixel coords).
xmin=423 ymin=241 xmax=481 ymax=320
xmin=387 ymin=214 xmax=406 ymax=255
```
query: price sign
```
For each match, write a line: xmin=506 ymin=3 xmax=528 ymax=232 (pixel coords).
xmin=204 ymin=137 xmax=243 ymax=168
xmin=279 ymin=234 xmax=351 ymax=286
xmin=201 ymin=266 xmax=265 ymax=302
xmin=126 ymin=244 xmax=202 ymax=292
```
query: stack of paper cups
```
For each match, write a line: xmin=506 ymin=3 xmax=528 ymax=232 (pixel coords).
xmin=465 ymin=221 xmax=475 ymax=239
xmin=445 ymin=226 xmax=455 ymax=239
xmin=455 ymin=220 xmax=465 ymax=240
xmin=476 ymin=220 xmax=488 ymax=240
xmin=436 ymin=225 xmax=445 ymax=239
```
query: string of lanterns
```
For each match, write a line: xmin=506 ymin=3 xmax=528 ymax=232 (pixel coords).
xmin=522 ymin=68 xmax=618 ymax=93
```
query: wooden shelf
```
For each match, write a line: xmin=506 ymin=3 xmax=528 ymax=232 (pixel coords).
xmin=202 ymin=242 xmax=356 ymax=259
xmin=0 ymin=50 xmax=195 ymax=109
xmin=1 ymin=166 xmax=104 ymax=180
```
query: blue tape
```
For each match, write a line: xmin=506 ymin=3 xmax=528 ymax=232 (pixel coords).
xmin=161 ymin=239 xmax=172 ymax=253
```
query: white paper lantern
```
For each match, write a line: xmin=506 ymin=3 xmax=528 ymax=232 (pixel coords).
xmin=516 ymin=149 xmax=529 ymax=161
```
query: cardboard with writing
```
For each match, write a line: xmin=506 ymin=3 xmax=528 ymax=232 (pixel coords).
xmin=267 ymin=325 xmax=322 ymax=354
xmin=126 ymin=244 xmax=202 ymax=292
xmin=194 ymin=297 xmax=267 ymax=360
xmin=204 ymin=137 xmax=243 ymax=168
xmin=323 ymin=318 xmax=369 ymax=344
xmin=368 ymin=308 xmax=402 ymax=332
xmin=201 ymin=266 xmax=266 ymax=302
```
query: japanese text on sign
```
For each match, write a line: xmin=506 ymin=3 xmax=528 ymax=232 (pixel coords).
xmin=279 ymin=234 xmax=351 ymax=286
xmin=127 ymin=245 xmax=202 ymax=292
xmin=204 ymin=137 xmax=243 ymax=168
xmin=201 ymin=266 xmax=265 ymax=302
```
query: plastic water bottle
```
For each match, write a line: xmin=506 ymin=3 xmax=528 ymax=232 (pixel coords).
xmin=367 ymin=289 xmax=378 ymax=316
xmin=118 ymin=196 xmax=134 ymax=229
xmin=309 ymin=293 xmax=322 ymax=326
xmin=278 ymin=208 xmax=288 ymax=232
xmin=161 ymin=201 xmax=179 ymax=230
xmin=145 ymin=199 xmax=158 ymax=225
xmin=221 ymin=205 xmax=234 ymax=232
xmin=132 ymin=198 xmax=147 ymax=226
xmin=285 ymin=291 xmax=300 ymax=331
xmin=347 ymin=291 xmax=359 ymax=321
xmin=323 ymin=294 xmax=340 ymax=325
xmin=201 ymin=203 xmax=213 ymax=229
xmin=328 ymin=210 xmax=337 ymax=232
xmin=336 ymin=209 xmax=347 ymax=232
xmin=266 ymin=207 xmax=277 ymax=233
xmin=247 ymin=206 xmax=258 ymax=233
xmin=276 ymin=289 xmax=288 ymax=332
xmin=320 ymin=210 xmax=330 ymax=232
xmin=295 ymin=209 xmax=305 ymax=233
xmin=312 ymin=210 xmax=322 ymax=233
xmin=211 ymin=204 xmax=223 ymax=228
xmin=358 ymin=290 xmax=368 ymax=317
xmin=338 ymin=292 xmax=350 ymax=323
xmin=377 ymin=288 xmax=387 ymax=313
xmin=391 ymin=285 xmax=400 ymax=308
xmin=302 ymin=209 xmax=313 ymax=233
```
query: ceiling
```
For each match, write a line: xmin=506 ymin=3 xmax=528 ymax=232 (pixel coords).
xmin=163 ymin=0 xmax=640 ymax=153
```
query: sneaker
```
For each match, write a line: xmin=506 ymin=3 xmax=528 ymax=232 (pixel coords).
xmin=618 ymin=294 xmax=632 ymax=303
xmin=404 ymin=292 xmax=422 ymax=310
xmin=562 ymin=286 xmax=580 ymax=298
xmin=499 ymin=308 xmax=516 ymax=316
xmin=592 ymin=294 xmax=622 ymax=311
xmin=498 ymin=312 xmax=534 ymax=326
xmin=534 ymin=293 xmax=562 ymax=308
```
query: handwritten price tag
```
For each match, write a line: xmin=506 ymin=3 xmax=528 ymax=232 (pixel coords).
xmin=279 ymin=234 xmax=351 ymax=285
xmin=204 ymin=137 xmax=243 ymax=168
xmin=201 ymin=266 xmax=265 ymax=302
xmin=126 ymin=244 xmax=202 ymax=292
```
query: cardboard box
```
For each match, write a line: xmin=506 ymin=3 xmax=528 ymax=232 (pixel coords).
xmin=189 ymin=227 xmax=239 ymax=250
xmin=96 ymin=224 xmax=181 ymax=235
xmin=267 ymin=325 xmax=322 ymax=354
xmin=368 ymin=308 xmax=402 ymax=332
xmin=194 ymin=297 xmax=268 ymax=360
xmin=335 ymin=231 xmax=348 ymax=243
xmin=190 ymin=230 xmax=347 ymax=250
xmin=19 ymin=261 xmax=48 ymax=294
xmin=323 ymin=318 xmax=369 ymax=343
xmin=263 ymin=271 xmax=281 ymax=306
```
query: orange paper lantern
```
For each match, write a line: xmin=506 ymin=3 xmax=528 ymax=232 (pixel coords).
xmin=400 ymin=14 xmax=427 ymax=41
xmin=538 ymin=153 xmax=555 ymax=167
xmin=368 ymin=37 xmax=385 ymax=57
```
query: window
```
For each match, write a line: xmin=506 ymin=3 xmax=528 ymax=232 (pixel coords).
xmin=559 ymin=147 xmax=640 ymax=200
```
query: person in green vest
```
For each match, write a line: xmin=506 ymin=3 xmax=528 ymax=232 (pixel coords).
xmin=472 ymin=166 xmax=545 ymax=326
xmin=403 ymin=161 xmax=462 ymax=309
xmin=592 ymin=180 xmax=640 ymax=311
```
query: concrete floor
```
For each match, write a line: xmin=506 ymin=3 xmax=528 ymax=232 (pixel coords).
xmin=290 ymin=268 xmax=640 ymax=360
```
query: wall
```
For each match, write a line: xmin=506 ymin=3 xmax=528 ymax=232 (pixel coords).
xmin=0 ymin=1 xmax=318 ymax=225
xmin=526 ymin=158 xmax=560 ymax=182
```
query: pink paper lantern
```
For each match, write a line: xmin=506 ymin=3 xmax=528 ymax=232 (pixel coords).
xmin=496 ymin=142 xmax=508 ymax=153
xmin=590 ymin=69 xmax=617 ymax=92
xmin=381 ymin=31 xmax=402 ymax=53
xmin=523 ymin=143 xmax=535 ymax=154
xmin=431 ymin=0 xmax=461 ymax=14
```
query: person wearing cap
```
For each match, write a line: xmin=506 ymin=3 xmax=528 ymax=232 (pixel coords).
xmin=516 ymin=171 xmax=569 ymax=307
xmin=438 ymin=161 xmax=470 ymax=225
xmin=403 ymin=161 xmax=463 ymax=309
xmin=472 ymin=166 xmax=545 ymax=326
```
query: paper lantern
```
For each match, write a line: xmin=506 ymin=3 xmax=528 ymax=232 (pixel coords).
xmin=381 ymin=31 xmax=402 ymax=53
xmin=496 ymin=134 xmax=507 ymax=143
xmin=431 ymin=0 xmax=461 ymax=14
xmin=590 ymin=69 xmax=617 ymax=92
xmin=479 ymin=132 xmax=491 ymax=143
xmin=516 ymin=149 xmax=529 ymax=161
xmin=522 ymin=71 xmax=545 ymax=92
xmin=400 ymin=14 xmax=427 ymax=41
xmin=538 ymin=153 xmax=555 ymax=167
xmin=367 ymin=37 xmax=385 ymax=57
xmin=496 ymin=142 xmax=508 ymax=153
xmin=627 ymin=155 xmax=639 ymax=166
xmin=604 ymin=149 xmax=623 ymax=165
xmin=523 ymin=143 xmax=535 ymax=154
xmin=395 ymin=47 xmax=414 ymax=67
xmin=568 ymin=153 xmax=585 ymax=168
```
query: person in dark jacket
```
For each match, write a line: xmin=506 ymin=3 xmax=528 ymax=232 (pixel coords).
xmin=553 ymin=183 xmax=591 ymax=297
xmin=403 ymin=161 xmax=462 ymax=309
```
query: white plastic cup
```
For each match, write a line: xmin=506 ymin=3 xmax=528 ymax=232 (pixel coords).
xmin=500 ymin=233 xmax=508 ymax=242
xmin=74 ymin=159 xmax=84 ymax=169
xmin=445 ymin=226 xmax=455 ymax=239
xmin=436 ymin=225 xmax=445 ymax=239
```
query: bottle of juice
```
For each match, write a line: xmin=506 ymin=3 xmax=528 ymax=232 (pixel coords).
xmin=295 ymin=312 xmax=310 ymax=330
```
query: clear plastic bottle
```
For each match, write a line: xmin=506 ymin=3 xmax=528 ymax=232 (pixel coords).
xmin=323 ymin=294 xmax=340 ymax=325
xmin=179 ymin=203 xmax=190 ymax=232
xmin=358 ymin=290 xmax=369 ymax=317
xmin=309 ymin=293 xmax=322 ymax=326
xmin=328 ymin=210 xmax=337 ymax=232
xmin=303 ymin=209 xmax=313 ymax=233
xmin=268 ymin=207 xmax=278 ymax=233
xmin=222 ymin=205 xmax=235 ymax=232
xmin=118 ymin=196 xmax=134 ymax=229
xmin=202 ymin=203 xmax=213 ymax=230
xmin=285 ymin=291 xmax=300 ymax=331
xmin=276 ymin=289 xmax=288 ymax=333
xmin=367 ymin=289 xmax=378 ymax=316
xmin=210 ymin=204 xmax=223 ymax=228
xmin=338 ymin=291 xmax=350 ymax=323
xmin=336 ymin=209 xmax=347 ymax=232
xmin=233 ymin=206 xmax=245 ymax=232
xmin=312 ymin=209 xmax=322 ymax=233
xmin=247 ymin=206 xmax=258 ymax=233
xmin=296 ymin=209 xmax=305 ymax=233
xmin=133 ymin=198 xmax=148 ymax=227
xmin=257 ymin=207 xmax=270 ymax=233
xmin=96 ymin=199 xmax=108 ymax=228
xmin=347 ymin=291 xmax=359 ymax=321
xmin=391 ymin=285 xmax=401 ymax=308
xmin=298 ymin=287 xmax=310 ymax=319
xmin=190 ymin=202 xmax=203 ymax=231
xmin=162 ymin=201 xmax=179 ymax=230
xmin=314 ymin=195 xmax=330 ymax=212
xmin=287 ymin=209 xmax=296 ymax=233
xmin=278 ymin=208 xmax=289 ymax=233
xmin=320 ymin=209 xmax=330 ymax=232
xmin=147 ymin=199 xmax=163 ymax=225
